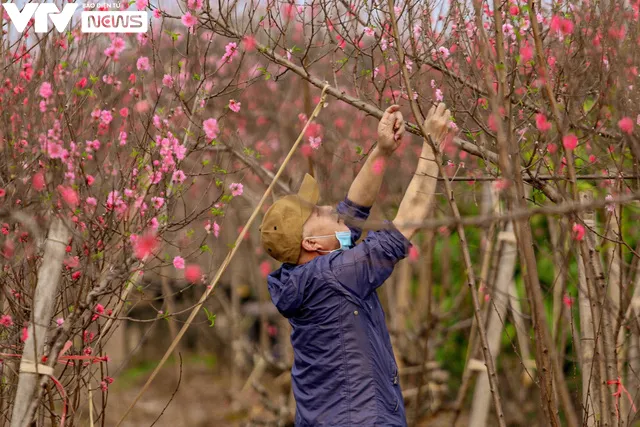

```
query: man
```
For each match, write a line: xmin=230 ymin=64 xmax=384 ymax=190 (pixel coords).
xmin=259 ymin=103 xmax=451 ymax=426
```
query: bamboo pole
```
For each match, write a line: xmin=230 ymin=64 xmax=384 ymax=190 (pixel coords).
xmin=578 ymin=190 xmax=607 ymax=426
xmin=469 ymin=222 xmax=518 ymax=427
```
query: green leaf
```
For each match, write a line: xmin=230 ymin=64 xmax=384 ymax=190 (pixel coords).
xmin=203 ymin=308 xmax=216 ymax=327
xmin=355 ymin=146 xmax=363 ymax=155
xmin=200 ymin=244 xmax=211 ymax=253
xmin=583 ymin=98 xmax=595 ymax=114
xmin=256 ymin=66 xmax=271 ymax=80
xmin=163 ymin=29 xmax=179 ymax=42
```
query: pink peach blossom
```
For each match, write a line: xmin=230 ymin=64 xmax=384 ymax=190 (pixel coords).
xmin=230 ymin=183 xmax=243 ymax=196
xmin=229 ymin=99 xmax=241 ymax=112
xmin=203 ymin=118 xmax=220 ymax=140
xmin=0 ymin=315 xmax=13 ymax=327
xmin=136 ymin=56 xmax=150 ymax=71
xmin=181 ymin=12 xmax=197 ymax=28
xmin=184 ymin=264 xmax=202 ymax=283
xmin=562 ymin=134 xmax=578 ymax=150
xmin=39 ymin=82 xmax=53 ymax=99
xmin=162 ymin=74 xmax=174 ymax=87
xmin=173 ymin=256 xmax=185 ymax=269
xmin=619 ymin=117 xmax=634 ymax=134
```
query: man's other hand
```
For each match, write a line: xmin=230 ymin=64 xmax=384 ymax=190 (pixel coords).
xmin=377 ymin=104 xmax=405 ymax=154
xmin=423 ymin=102 xmax=451 ymax=149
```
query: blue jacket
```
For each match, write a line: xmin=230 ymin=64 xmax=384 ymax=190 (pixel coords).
xmin=267 ymin=197 xmax=412 ymax=426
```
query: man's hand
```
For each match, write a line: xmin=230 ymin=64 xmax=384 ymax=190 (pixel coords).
xmin=423 ymin=102 xmax=451 ymax=149
xmin=377 ymin=104 xmax=405 ymax=154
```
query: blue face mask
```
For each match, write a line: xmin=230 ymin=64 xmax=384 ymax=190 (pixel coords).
xmin=305 ymin=231 xmax=353 ymax=253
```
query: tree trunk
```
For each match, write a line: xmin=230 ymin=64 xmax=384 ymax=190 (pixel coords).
xmin=10 ymin=217 xmax=70 ymax=427
xmin=549 ymin=217 xmax=568 ymax=342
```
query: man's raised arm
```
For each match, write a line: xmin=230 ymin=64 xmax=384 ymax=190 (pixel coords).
xmin=346 ymin=105 xmax=405 ymax=208
xmin=393 ymin=103 xmax=451 ymax=241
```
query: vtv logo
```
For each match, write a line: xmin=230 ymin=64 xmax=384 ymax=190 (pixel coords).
xmin=3 ymin=3 xmax=79 ymax=33
xmin=2 ymin=3 xmax=149 ymax=33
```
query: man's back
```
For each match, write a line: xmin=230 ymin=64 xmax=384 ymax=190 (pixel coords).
xmin=267 ymin=201 xmax=411 ymax=426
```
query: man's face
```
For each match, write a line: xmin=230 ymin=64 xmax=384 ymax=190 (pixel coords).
xmin=302 ymin=205 xmax=350 ymax=251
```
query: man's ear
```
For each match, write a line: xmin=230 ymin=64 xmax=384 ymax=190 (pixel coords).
xmin=301 ymin=237 xmax=320 ymax=252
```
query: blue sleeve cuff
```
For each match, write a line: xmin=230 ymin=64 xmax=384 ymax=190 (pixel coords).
xmin=378 ymin=220 xmax=412 ymax=258
xmin=337 ymin=197 xmax=371 ymax=221
xmin=336 ymin=197 xmax=371 ymax=243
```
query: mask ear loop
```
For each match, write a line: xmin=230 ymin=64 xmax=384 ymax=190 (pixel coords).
xmin=303 ymin=234 xmax=338 ymax=254
xmin=305 ymin=234 xmax=336 ymax=239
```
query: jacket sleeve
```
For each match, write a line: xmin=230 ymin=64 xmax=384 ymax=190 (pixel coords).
xmin=336 ymin=197 xmax=371 ymax=244
xmin=330 ymin=220 xmax=412 ymax=299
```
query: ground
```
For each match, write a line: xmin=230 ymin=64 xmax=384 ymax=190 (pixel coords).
xmin=102 ymin=356 xmax=469 ymax=427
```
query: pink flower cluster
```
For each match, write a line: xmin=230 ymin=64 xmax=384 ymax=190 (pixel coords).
xmin=187 ymin=0 xmax=203 ymax=9
xmin=0 ymin=314 xmax=13 ymax=327
xmin=42 ymin=120 xmax=69 ymax=160
xmin=203 ymin=118 xmax=220 ymax=140
xmin=106 ymin=190 xmax=127 ymax=214
xmin=222 ymin=42 xmax=238 ymax=63
xmin=204 ymin=220 xmax=221 ymax=237
xmin=156 ymin=131 xmax=187 ymax=173
xmin=550 ymin=15 xmax=574 ymax=37
xmin=90 ymin=109 xmax=114 ymax=133
xmin=104 ymin=37 xmax=126 ymax=60
xmin=132 ymin=232 xmax=159 ymax=259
